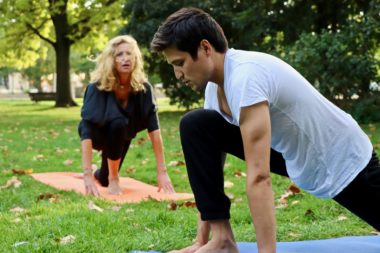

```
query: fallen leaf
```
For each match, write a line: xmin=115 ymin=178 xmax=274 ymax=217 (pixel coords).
xmin=1 ymin=169 xmax=12 ymax=175
xmin=337 ymin=215 xmax=348 ymax=221
xmin=13 ymin=241 xmax=29 ymax=247
xmin=224 ymin=181 xmax=234 ymax=188
xmin=179 ymin=201 xmax=197 ymax=208
xmin=167 ymin=201 xmax=178 ymax=211
xmin=233 ymin=171 xmax=246 ymax=177
xmin=0 ymin=176 xmax=22 ymax=189
xmin=12 ymin=218 xmax=22 ymax=223
xmin=110 ymin=206 xmax=122 ymax=212
xmin=56 ymin=235 xmax=75 ymax=245
xmin=136 ymin=137 xmax=148 ymax=145
xmin=10 ymin=207 xmax=25 ymax=214
xmin=168 ymin=201 xmax=196 ymax=210
xmin=226 ymin=193 xmax=234 ymax=200
xmin=37 ymin=192 xmax=59 ymax=202
xmin=48 ymin=130 xmax=60 ymax=138
xmin=63 ymin=159 xmax=73 ymax=165
xmin=305 ymin=208 xmax=315 ymax=217
xmin=288 ymin=184 xmax=301 ymax=194
xmin=288 ymin=232 xmax=301 ymax=238
xmin=125 ymin=167 xmax=136 ymax=174
xmin=88 ymin=201 xmax=103 ymax=212
xmin=168 ymin=160 xmax=185 ymax=167
xmin=276 ymin=183 xmax=302 ymax=208
xmin=291 ymin=200 xmax=300 ymax=206
xmin=55 ymin=148 xmax=65 ymax=154
xmin=12 ymin=169 xmax=33 ymax=175
xmin=33 ymin=154 xmax=44 ymax=161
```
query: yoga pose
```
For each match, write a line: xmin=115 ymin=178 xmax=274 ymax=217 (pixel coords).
xmin=79 ymin=35 xmax=174 ymax=196
xmin=151 ymin=7 xmax=380 ymax=253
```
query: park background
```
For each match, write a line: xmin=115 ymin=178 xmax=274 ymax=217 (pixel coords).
xmin=0 ymin=0 xmax=379 ymax=252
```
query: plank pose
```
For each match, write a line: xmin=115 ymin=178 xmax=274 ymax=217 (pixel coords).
xmin=79 ymin=35 xmax=174 ymax=196
xmin=150 ymin=7 xmax=380 ymax=253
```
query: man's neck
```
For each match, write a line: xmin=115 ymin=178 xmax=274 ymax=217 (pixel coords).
xmin=212 ymin=51 xmax=226 ymax=88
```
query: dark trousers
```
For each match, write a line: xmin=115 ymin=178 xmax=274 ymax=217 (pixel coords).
xmin=91 ymin=118 xmax=131 ymax=187
xmin=180 ymin=109 xmax=380 ymax=231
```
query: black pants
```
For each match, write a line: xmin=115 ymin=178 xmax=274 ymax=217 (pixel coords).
xmin=180 ymin=109 xmax=380 ymax=231
xmin=91 ymin=118 xmax=131 ymax=187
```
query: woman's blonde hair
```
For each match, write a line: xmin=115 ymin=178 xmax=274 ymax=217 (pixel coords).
xmin=90 ymin=35 xmax=147 ymax=92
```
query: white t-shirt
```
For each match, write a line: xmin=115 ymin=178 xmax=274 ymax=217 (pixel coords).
xmin=204 ymin=48 xmax=373 ymax=198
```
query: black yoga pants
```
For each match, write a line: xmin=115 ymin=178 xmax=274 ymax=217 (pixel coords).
xmin=180 ymin=109 xmax=380 ymax=231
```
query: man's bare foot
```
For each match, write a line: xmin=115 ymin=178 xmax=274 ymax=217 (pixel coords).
xmin=108 ymin=178 xmax=122 ymax=195
xmin=168 ymin=242 xmax=204 ymax=253
xmin=195 ymin=239 xmax=238 ymax=253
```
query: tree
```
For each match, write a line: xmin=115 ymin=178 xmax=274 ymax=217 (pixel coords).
xmin=0 ymin=0 xmax=123 ymax=107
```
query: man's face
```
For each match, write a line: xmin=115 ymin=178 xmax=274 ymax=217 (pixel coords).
xmin=163 ymin=46 xmax=212 ymax=91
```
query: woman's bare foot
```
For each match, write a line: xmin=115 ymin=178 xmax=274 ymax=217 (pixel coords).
xmin=108 ymin=178 xmax=122 ymax=195
xmin=195 ymin=238 xmax=238 ymax=253
xmin=168 ymin=242 xmax=204 ymax=253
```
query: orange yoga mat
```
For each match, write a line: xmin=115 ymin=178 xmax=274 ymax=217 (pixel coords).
xmin=31 ymin=172 xmax=193 ymax=203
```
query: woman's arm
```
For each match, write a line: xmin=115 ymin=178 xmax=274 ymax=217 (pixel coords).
xmin=148 ymin=129 xmax=175 ymax=193
xmin=81 ymin=139 xmax=100 ymax=196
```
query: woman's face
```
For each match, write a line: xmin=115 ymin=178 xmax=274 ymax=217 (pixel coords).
xmin=114 ymin=42 xmax=135 ymax=75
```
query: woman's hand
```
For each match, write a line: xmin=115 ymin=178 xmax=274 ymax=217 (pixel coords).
xmin=157 ymin=169 xmax=175 ymax=193
xmin=83 ymin=173 xmax=100 ymax=196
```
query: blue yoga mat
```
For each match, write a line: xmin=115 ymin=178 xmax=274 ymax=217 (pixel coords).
xmin=131 ymin=235 xmax=380 ymax=253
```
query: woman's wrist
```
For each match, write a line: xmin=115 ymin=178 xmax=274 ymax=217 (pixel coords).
xmin=157 ymin=163 xmax=167 ymax=173
xmin=83 ymin=167 xmax=93 ymax=176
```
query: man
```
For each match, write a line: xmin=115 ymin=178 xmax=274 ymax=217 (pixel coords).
xmin=151 ymin=7 xmax=380 ymax=253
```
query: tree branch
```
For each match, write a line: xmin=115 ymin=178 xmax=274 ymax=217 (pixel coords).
xmin=68 ymin=0 xmax=120 ymax=42
xmin=25 ymin=22 xmax=56 ymax=47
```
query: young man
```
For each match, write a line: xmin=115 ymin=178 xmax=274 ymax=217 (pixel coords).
xmin=151 ymin=7 xmax=380 ymax=253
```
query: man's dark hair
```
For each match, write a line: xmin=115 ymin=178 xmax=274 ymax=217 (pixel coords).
xmin=150 ymin=7 xmax=228 ymax=59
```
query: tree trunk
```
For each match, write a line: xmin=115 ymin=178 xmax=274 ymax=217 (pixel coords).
xmin=55 ymin=39 xmax=77 ymax=107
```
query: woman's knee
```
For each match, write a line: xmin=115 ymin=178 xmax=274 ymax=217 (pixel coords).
xmin=108 ymin=118 xmax=127 ymax=133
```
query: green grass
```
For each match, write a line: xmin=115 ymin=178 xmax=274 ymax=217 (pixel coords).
xmin=0 ymin=98 xmax=379 ymax=252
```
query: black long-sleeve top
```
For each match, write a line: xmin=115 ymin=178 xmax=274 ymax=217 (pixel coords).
xmin=78 ymin=82 xmax=159 ymax=141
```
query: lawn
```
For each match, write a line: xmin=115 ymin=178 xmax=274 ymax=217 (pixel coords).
xmin=0 ymin=98 xmax=379 ymax=252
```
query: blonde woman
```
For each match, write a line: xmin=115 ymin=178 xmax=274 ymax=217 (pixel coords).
xmin=78 ymin=35 xmax=174 ymax=195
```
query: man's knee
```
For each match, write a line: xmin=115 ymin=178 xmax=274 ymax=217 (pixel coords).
xmin=180 ymin=109 xmax=222 ymax=134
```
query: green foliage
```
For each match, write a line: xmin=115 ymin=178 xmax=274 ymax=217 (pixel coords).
xmin=122 ymin=0 xmax=379 ymax=119
xmin=282 ymin=1 xmax=380 ymax=121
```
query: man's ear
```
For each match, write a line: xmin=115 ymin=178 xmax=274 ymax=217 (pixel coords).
xmin=200 ymin=39 xmax=212 ymax=56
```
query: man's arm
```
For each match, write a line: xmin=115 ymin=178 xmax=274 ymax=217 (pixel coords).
xmin=240 ymin=101 xmax=276 ymax=253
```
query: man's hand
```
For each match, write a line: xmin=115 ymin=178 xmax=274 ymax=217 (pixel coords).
xmin=83 ymin=174 xmax=100 ymax=196
xmin=157 ymin=170 xmax=175 ymax=193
